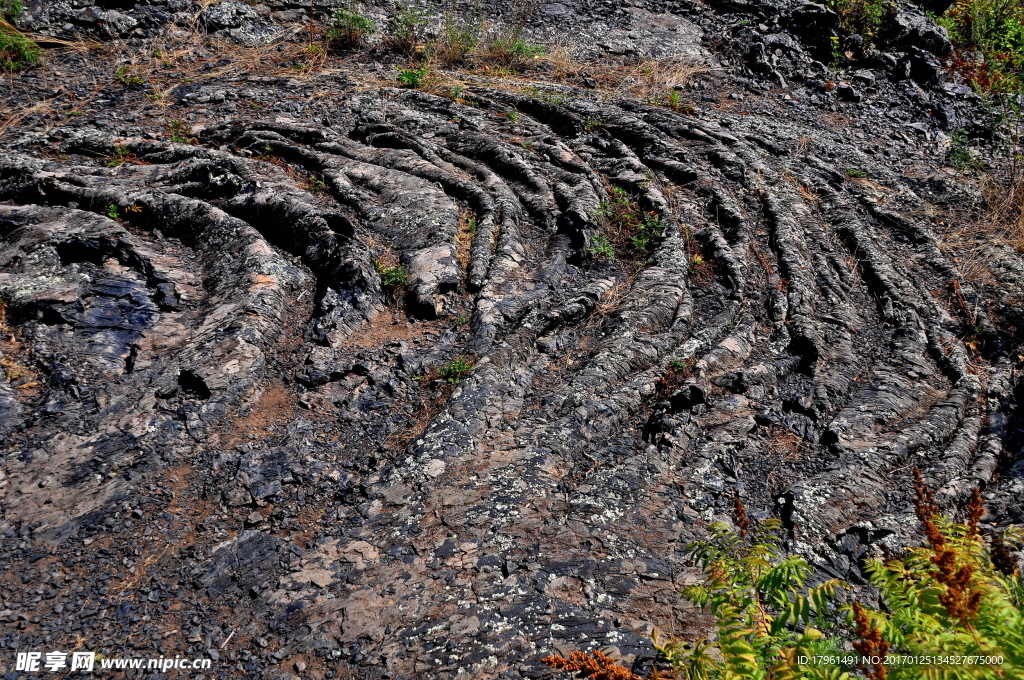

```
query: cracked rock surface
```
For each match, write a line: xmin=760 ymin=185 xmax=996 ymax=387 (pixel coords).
xmin=1 ymin=0 xmax=1023 ymax=677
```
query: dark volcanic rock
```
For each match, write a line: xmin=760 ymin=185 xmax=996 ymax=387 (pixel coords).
xmin=1 ymin=0 xmax=1022 ymax=678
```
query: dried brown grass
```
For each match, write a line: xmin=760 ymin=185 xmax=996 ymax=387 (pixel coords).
xmin=589 ymin=55 xmax=706 ymax=103
xmin=454 ymin=209 xmax=474 ymax=271
xmin=981 ymin=164 xmax=1024 ymax=251
xmin=539 ymin=44 xmax=581 ymax=81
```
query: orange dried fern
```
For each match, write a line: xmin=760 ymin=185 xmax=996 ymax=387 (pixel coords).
xmin=542 ymin=651 xmax=649 ymax=680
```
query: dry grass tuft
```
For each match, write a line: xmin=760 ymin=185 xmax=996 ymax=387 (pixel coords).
xmin=539 ymin=43 xmax=581 ymax=80
xmin=589 ymin=55 xmax=706 ymax=103
xmin=981 ymin=164 xmax=1024 ymax=252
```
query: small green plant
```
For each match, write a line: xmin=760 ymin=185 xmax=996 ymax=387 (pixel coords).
xmin=505 ymin=110 xmax=519 ymax=122
xmin=592 ymin=186 xmax=666 ymax=256
xmin=305 ymin=174 xmax=328 ymax=194
xmin=829 ymin=34 xmax=843 ymax=67
xmin=438 ymin=357 xmax=474 ymax=384
xmin=328 ymin=2 xmax=374 ymax=48
xmin=455 ymin=315 xmax=470 ymax=326
xmin=667 ymin=89 xmax=681 ymax=109
xmin=948 ymin=130 xmax=986 ymax=171
xmin=106 ymin=144 xmax=137 ymax=168
xmin=167 ymin=120 xmax=191 ymax=144
xmin=587 ymin=235 xmax=615 ymax=260
xmin=115 ymin=66 xmax=144 ymax=86
xmin=0 ymin=21 xmax=40 ymax=72
xmin=669 ymin=358 xmax=689 ymax=371
xmin=526 ymin=87 xmax=568 ymax=106
xmin=631 ymin=213 xmax=665 ymax=252
xmin=484 ymin=65 xmax=515 ymax=78
xmin=397 ymin=64 xmax=428 ymax=88
xmin=151 ymin=48 xmax=162 ymax=58
xmin=583 ymin=117 xmax=605 ymax=131
xmin=373 ymin=257 xmax=408 ymax=287
xmin=107 ymin=204 xmax=120 ymax=220
xmin=389 ymin=6 xmax=428 ymax=55
xmin=844 ymin=167 xmax=867 ymax=178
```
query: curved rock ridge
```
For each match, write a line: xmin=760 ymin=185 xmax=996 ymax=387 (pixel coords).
xmin=1 ymin=60 xmax=1022 ymax=680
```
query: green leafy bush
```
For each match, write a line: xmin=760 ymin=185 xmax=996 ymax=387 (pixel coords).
xmin=389 ymin=6 xmax=428 ymax=55
xmin=938 ymin=0 xmax=1024 ymax=92
xmin=655 ymin=496 xmax=850 ymax=680
xmin=822 ymin=0 xmax=893 ymax=43
xmin=428 ymin=18 xmax=481 ymax=64
xmin=853 ymin=474 xmax=1024 ymax=679
xmin=328 ymin=3 xmax=374 ymax=48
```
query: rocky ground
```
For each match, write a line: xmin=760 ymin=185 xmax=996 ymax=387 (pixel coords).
xmin=1 ymin=0 xmax=1023 ymax=677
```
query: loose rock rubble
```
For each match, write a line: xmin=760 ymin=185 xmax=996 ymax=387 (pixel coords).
xmin=1 ymin=0 xmax=1022 ymax=678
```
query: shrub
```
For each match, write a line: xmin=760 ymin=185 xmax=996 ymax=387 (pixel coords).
xmin=823 ymin=0 xmax=893 ymax=43
xmin=938 ymin=0 xmax=1024 ymax=92
xmin=328 ymin=2 xmax=374 ymax=48
xmin=428 ymin=17 xmax=481 ymax=65
xmin=854 ymin=472 xmax=1024 ymax=679
xmin=0 ymin=20 xmax=39 ymax=72
xmin=654 ymin=495 xmax=850 ymax=680
xmin=485 ymin=35 xmax=544 ymax=68
xmin=389 ymin=6 xmax=428 ymax=56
